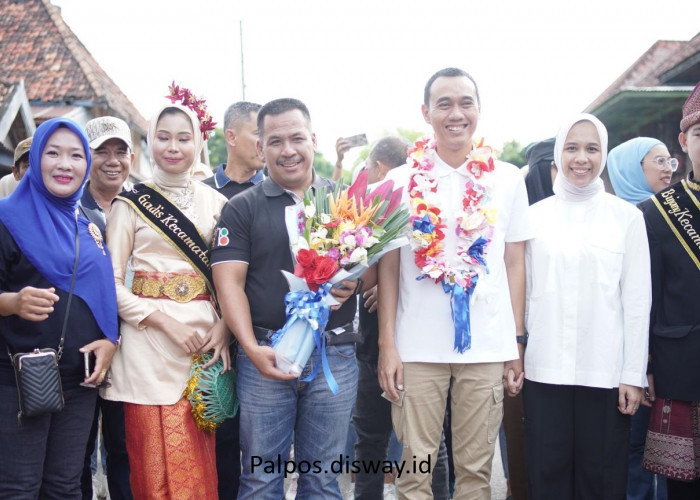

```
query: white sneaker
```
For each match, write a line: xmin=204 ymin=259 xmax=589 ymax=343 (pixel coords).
xmin=91 ymin=470 xmax=108 ymax=500
xmin=383 ymin=483 xmax=398 ymax=500
xmin=338 ymin=473 xmax=355 ymax=499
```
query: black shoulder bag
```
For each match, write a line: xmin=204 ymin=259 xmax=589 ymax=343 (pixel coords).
xmin=9 ymin=211 xmax=80 ymax=421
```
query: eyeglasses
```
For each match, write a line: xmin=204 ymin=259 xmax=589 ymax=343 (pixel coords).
xmin=643 ymin=157 xmax=679 ymax=172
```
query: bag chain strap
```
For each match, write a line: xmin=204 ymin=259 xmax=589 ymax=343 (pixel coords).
xmin=56 ymin=209 xmax=81 ymax=360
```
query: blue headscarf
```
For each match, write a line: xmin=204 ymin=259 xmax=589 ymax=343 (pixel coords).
xmin=607 ymin=137 xmax=662 ymax=205
xmin=0 ymin=118 xmax=118 ymax=342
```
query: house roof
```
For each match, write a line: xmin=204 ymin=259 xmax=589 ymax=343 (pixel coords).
xmin=584 ymin=32 xmax=700 ymax=149
xmin=0 ymin=81 xmax=19 ymax=109
xmin=586 ymin=33 xmax=700 ymax=113
xmin=0 ymin=0 xmax=147 ymax=134
xmin=586 ymin=40 xmax=687 ymax=112
xmin=0 ymin=79 xmax=36 ymax=151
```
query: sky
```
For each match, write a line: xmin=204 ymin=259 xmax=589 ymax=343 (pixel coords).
xmin=53 ymin=0 xmax=700 ymax=166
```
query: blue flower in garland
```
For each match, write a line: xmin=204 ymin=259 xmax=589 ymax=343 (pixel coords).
xmin=467 ymin=236 xmax=490 ymax=267
xmin=413 ymin=214 xmax=435 ymax=234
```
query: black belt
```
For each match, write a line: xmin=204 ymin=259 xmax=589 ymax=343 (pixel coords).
xmin=252 ymin=322 xmax=358 ymax=346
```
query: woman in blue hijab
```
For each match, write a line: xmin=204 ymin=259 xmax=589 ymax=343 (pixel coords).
xmin=0 ymin=117 xmax=118 ymax=498
xmin=608 ymin=137 xmax=676 ymax=205
xmin=607 ymin=136 xmax=674 ymax=500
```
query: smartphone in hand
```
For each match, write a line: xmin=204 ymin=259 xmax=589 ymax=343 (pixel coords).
xmin=83 ymin=351 xmax=96 ymax=379
xmin=80 ymin=351 xmax=104 ymax=388
xmin=343 ymin=133 xmax=368 ymax=149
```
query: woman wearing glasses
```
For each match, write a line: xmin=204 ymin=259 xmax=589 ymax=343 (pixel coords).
xmin=608 ymin=137 xmax=678 ymax=205
xmin=607 ymin=137 xmax=674 ymax=500
xmin=523 ymin=114 xmax=651 ymax=498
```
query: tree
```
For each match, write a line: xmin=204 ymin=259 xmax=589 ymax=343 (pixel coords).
xmin=314 ymin=153 xmax=335 ymax=180
xmin=207 ymin=128 xmax=226 ymax=170
xmin=499 ymin=140 xmax=527 ymax=167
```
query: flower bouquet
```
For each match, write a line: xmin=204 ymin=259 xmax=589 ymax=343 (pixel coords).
xmin=272 ymin=169 xmax=409 ymax=393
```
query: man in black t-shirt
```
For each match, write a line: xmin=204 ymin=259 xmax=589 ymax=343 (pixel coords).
xmin=211 ymin=98 xmax=360 ymax=499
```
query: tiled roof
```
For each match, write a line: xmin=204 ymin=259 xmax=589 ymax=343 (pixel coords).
xmin=585 ymin=40 xmax=686 ymax=112
xmin=0 ymin=80 xmax=19 ymax=114
xmin=656 ymin=31 xmax=700 ymax=84
xmin=586 ymin=32 xmax=700 ymax=113
xmin=0 ymin=0 xmax=146 ymax=134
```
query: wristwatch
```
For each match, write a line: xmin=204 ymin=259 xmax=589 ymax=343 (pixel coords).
xmin=516 ymin=332 xmax=528 ymax=346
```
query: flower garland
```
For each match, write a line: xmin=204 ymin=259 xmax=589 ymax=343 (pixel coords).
xmin=407 ymin=136 xmax=498 ymax=352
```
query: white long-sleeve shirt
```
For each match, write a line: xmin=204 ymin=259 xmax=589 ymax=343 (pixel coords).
xmin=524 ymin=192 xmax=650 ymax=389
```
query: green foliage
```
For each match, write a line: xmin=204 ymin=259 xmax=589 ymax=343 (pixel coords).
xmin=207 ymin=128 xmax=227 ymax=168
xmin=313 ymin=152 xmax=335 ymax=180
xmin=396 ymin=127 xmax=422 ymax=143
xmin=499 ymin=140 xmax=527 ymax=167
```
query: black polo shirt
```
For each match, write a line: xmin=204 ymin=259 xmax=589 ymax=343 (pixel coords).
xmin=78 ymin=181 xmax=106 ymax=235
xmin=210 ymin=176 xmax=357 ymax=332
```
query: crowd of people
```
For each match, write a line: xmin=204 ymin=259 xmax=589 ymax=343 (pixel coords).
xmin=0 ymin=67 xmax=698 ymax=500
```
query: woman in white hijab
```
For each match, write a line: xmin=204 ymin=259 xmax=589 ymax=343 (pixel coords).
xmin=522 ymin=114 xmax=651 ymax=498
xmin=102 ymin=99 xmax=228 ymax=499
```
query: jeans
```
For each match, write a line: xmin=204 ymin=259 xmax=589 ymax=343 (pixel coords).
xmin=237 ymin=340 xmax=358 ymax=499
xmin=81 ymin=397 xmax=132 ymax=500
xmin=627 ymin=404 xmax=667 ymax=500
xmin=352 ymin=358 xmax=450 ymax=499
xmin=0 ymin=383 xmax=97 ymax=500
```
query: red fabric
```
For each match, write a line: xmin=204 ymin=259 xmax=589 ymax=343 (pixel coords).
xmin=124 ymin=398 xmax=218 ymax=499
xmin=643 ymin=398 xmax=700 ymax=481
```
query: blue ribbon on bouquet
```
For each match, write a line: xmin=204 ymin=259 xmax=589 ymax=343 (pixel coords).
xmin=439 ymin=236 xmax=491 ymax=353
xmin=271 ymin=282 xmax=338 ymax=394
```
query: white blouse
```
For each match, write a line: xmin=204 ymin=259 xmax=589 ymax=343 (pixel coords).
xmin=524 ymin=191 xmax=650 ymax=389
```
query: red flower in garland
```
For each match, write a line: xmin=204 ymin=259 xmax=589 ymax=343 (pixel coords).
xmin=463 ymin=183 xmax=484 ymax=209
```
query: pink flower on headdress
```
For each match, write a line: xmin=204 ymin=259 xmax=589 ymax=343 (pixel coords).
xmin=166 ymin=81 xmax=217 ymax=140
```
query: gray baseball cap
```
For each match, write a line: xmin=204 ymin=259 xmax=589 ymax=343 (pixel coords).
xmin=85 ymin=116 xmax=132 ymax=150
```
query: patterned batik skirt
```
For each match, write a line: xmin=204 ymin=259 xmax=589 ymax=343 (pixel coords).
xmin=643 ymin=398 xmax=700 ymax=481
xmin=124 ymin=398 xmax=218 ymax=499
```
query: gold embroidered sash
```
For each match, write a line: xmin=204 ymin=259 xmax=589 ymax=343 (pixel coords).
xmin=652 ymin=180 xmax=700 ymax=272
xmin=117 ymin=183 xmax=215 ymax=295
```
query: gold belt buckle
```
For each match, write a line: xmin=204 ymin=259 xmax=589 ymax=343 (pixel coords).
xmin=162 ymin=275 xmax=204 ymax=303
xmin=141 ymin=279 xmax=163 ymax=298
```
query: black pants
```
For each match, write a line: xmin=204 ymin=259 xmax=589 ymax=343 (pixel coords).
xmin=81 ymin=397 xmax=132 ymax=500
xmin=523 ymin=380 xmax=630 ymax=500
xmin=215 ymin=412 xmax=241 ymax=499
xmin=1 ymin=384 xmax=97 ymax=499
xmin=504 ymin=391 xmax=528 ymax=500
xmin=667 ymin=478 xmax=700 ymax=499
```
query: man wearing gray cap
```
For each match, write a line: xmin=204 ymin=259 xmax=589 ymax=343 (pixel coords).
xmin=80 ymin=116 xmax=134 ymax=233
xmin=80 ymin=116 xmax=134 ymax=500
